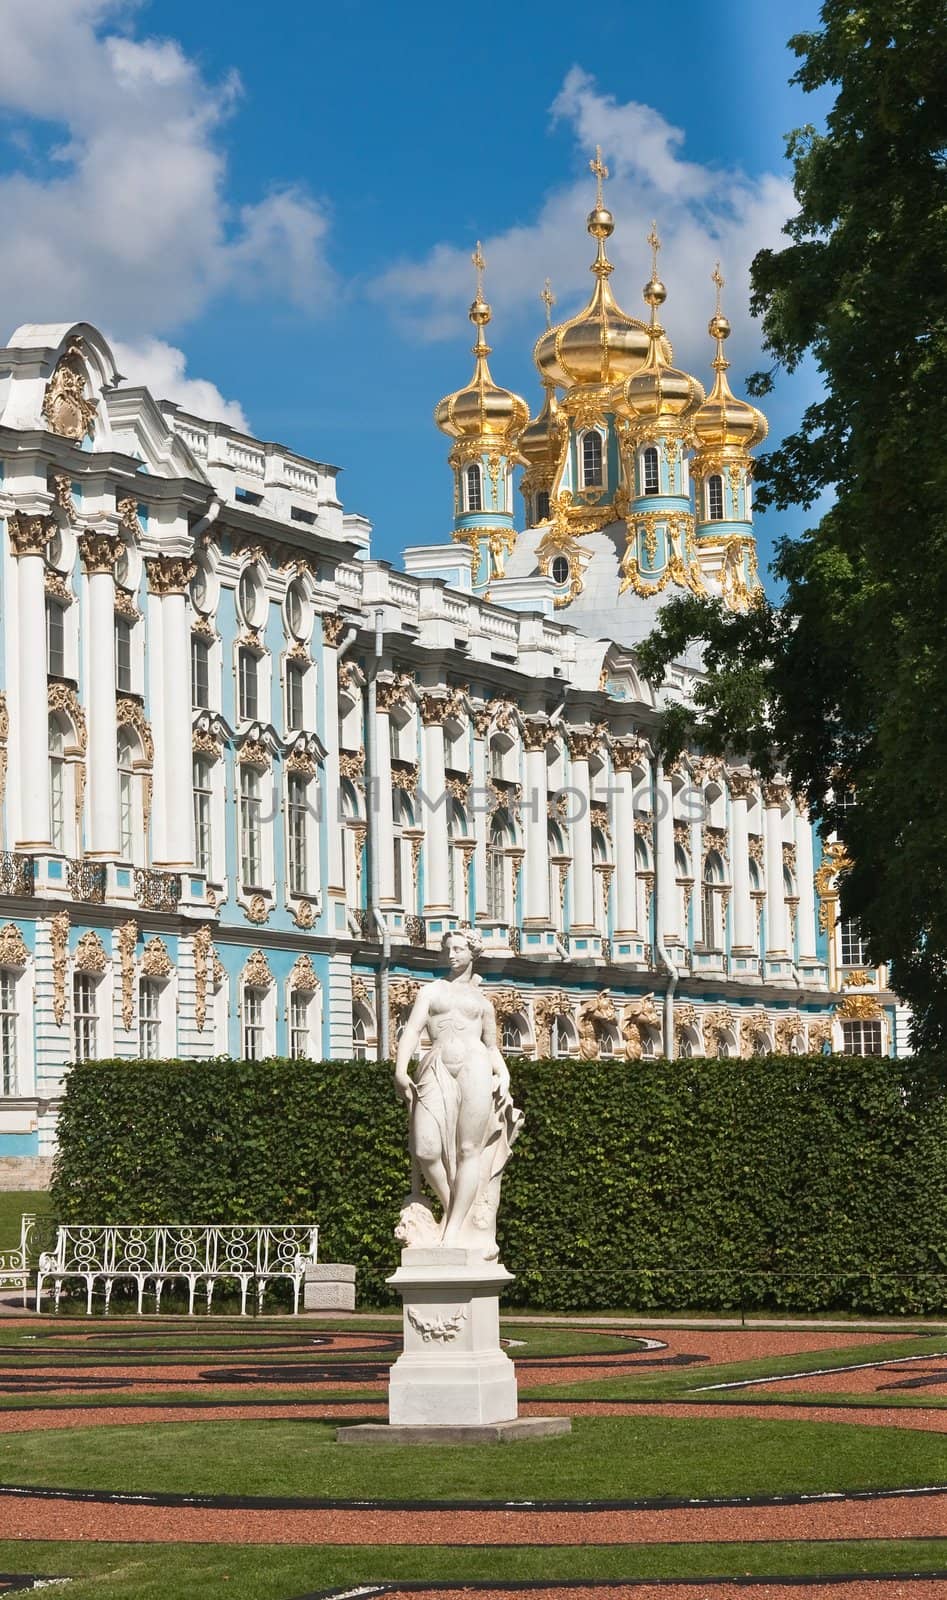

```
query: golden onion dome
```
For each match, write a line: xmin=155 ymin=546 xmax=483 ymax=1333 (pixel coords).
xmin=613 ymin=238 xmax=704 ymax=427
xmin=434 ymin=249 xmax=529 ymax=445
xmin=693 ymin=270 xmax=768 ymax=454
xmin=518 ymin=379 xmax=563 ymax=470
xmin=533 ymin=203 xmax=671 ymax=390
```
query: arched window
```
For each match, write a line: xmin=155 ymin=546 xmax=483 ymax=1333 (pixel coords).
xmin=548 ymin=821 xmax=566 ymax=930
xmin=551 ymin=1014 xmax=574 ymax=1058
xmin=703 ymin=851 xmax=725 ymax=949
xmin=642 ymin=446 xmax=660 ymax=495
xmin=465 ymin=463 xmax=483 ymax=512
xmin=535 ymin=489 xmax=550 ymax=524
xmin=707 ymin=474 xmax=725 ymax=521
xmin=193 ymin=755 xmax=214 ymax=876
xmin=486 ymin=821 xmax=508 ymax=922
xmin=352 ymin=1009 xmax=367 ymax=1060
xmin=117 ymin=731 xmax=141 ymax=862
xmin=501 ymin=1016 xmax=523 ymax=1053
xmin=287 ymin=772 xmax=310 ymax=896
xmin=393 ymin=789 xmax=414 ymax=907
xmin=581 ymin=431 xmax=603 ymax=488
xmin=49 ymin=715 xmax=67 ymax=853
xmin=447 ymin=800 xmax=466 ymax=917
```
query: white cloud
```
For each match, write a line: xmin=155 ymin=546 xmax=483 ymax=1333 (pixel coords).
xmin=110 ymin=337 xmax=249 ymax=430
xmin=370 ymin=66 xmax=794 ymax=382
xmin=0 ymin=0 xmax=334 ymax=413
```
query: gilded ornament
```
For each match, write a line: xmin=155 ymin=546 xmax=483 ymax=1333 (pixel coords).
xmin=117 ymin=497 xmax=143 ymax=537
xmin=321 ymin=612 xmax=346 ymax=647
xmin=238 ymin=739 xmax=271 ymax=771
xmin=192 ymin=726 xmax=222 ymax=759
xmin=74 ymin=930 xmax=108 ymax=975
xmin=117 ymin=920 xmax=138 ymax=1031
xmin=747 ymin=833 xmax=764 ymax=866
xmin=612 ymin=739 xmax=647 ymax=773
xmin=52 ymin=473 xmax=79 ymax=521
xmin=289 ymin=954 xmax=319 ymax=992
xmin=782 ymin=842 xmax=798 ymax=874
xmin=293 ymin=899 xmax=316 ymax=929
xmin=192 ymin=925 xmax=212 ymax=1033
xmin=487 ymin=986 xmax=524 ymax=1020
xmin=113 ymin=590 xmax=140 ymax=622
xmin=621 ymin=993 xmax=661 ymax=1060
xmin=704 ymin=1006 xmax=735 ymax=1044
xmin=532 ymin=990 xmax=574 ymax=1058
xmin=727 ymin=770 xmax=757 ymax=802
xmin=242 ymin=950 xmax=274 ymax=990
xmin=835 ymin=993 xmax=882 ymax=1021
xmin=79 ymin=530 xmax=123 ymax=575
xmin=0 ymin=923 xmax=29 ymax=968
xmin=45 ymin=571 xmax=73 ymax=605
xmin=8 ymin=512 xmax=56 ymax=559
xmin=50 ymin=911 xmax=70 ymax=1026
xmin=116 ymin=700 xmax=154 ymax=764
xmin=141 ymin=937 xmax=173 ymax=980
xmin=739 ymin=1010 xmax=772 ymax=1056
xmin=844 ymin=968 xmax=873 ymax=988
xmin=42 ymin=342 xmax=97 ymax=442
xmin=146 ymin=555 xmax=196 ymax=596
xmin=339 ymin=749 xmax=366 ymax=781
xmin=48 ymin=684 xmax=87 ymax=750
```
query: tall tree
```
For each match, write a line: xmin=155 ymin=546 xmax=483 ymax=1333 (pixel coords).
xmin=635 ymin=0 xmax=947 ymax=1044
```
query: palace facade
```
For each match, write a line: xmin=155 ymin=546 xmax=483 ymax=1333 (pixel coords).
xmin=0 ymin=178 xmax=905 ymax=1177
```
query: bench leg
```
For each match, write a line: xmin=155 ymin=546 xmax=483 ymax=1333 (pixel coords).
xmin=54 ymin=1279 xmax=63 ymax=1315
xmin=256 ymin=1278 xmax=265 ymax=1315
xmin=136 ymin=1276 xmax=145 ymax=1315
xmin=104 ymin=1279 xmax=114 ymax=1316
xmin=35 ymin=1276 xmax=44 ymax=1314
xmin=187 ymin=1276 xmax=196 ymax=1316
xmin=86 ymin=1276 xmax=94 ymax=1316
xmin=155 ymin=1278 xmax=165 ymax=1314
xmin=205 ymin=1279 xmax=215 ymax=1314
xmin=292 ymin=1276 xmax=301 ymax=1315
xmin=239 ymin=1277 xmax=249 ymax=1316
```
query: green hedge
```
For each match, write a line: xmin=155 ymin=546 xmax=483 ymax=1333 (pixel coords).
xmin=51 ymin=1055 xmax=947 ymax=1314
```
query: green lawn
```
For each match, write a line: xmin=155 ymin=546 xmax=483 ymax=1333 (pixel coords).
xmin=0 ymin=1539 xmax=944 ymax=1600
xmin=3 ymin=1413 xmax=946 ymax=1501
xmin=0 ymin=1188 xmax=51 ymax=1245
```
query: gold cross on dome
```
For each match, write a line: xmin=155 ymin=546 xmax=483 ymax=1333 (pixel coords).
xmin=647 ymin=220 xmax=661 ymax=276
xmin=541 ymin=277 xmax=555 ymax=327
xmin=472 ymin=241 xmax=486 ymax=299
xmin=712 ymin=262 xmax=725 ymax=313
xmin=589 ymin=144 xmax=609 ymax=207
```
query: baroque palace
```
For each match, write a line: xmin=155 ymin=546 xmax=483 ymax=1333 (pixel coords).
xmin=0 ymin=162 xmax=905 ymax=1177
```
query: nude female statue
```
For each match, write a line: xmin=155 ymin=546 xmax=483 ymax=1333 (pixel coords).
xmin=394 ymin=929 xmax=523 ymax=1257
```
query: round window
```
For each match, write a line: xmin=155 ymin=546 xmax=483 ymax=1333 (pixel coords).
xmin=551 ymin=555 xmax=570 ymax=586
xmin=190 ymin=563 xmax=208 ymax=612
xmin=238 ymin=565 xmax=264 ymax=627
xmin=45 ymin=526 xmax=76 ymax=576
xmin=114 ymin=540 xmax=141 ymax=593
xmin=285 ymin=578 xmax=310 ymax=641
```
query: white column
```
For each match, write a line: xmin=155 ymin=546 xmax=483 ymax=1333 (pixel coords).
xmin=374 ymin=696 xmax=396 ymax=902
xmin=80 ymin=533 xmax=123 ymax=859
xmin=522 ymin=724 xmax=550 ymax=924
xmin=10 ymin=514 xmax=54 ymax=850
xmin=421 ymin=697 xmax=450 ymax=912
xmin=729 ymin=773 xmax=756 ymax=951
xmin=320 ymin=615 xmax=345 ymax=894
xmin=794 ymin=798 xmax=818 ymax=962
xmin=146 ymin=557 xmax=196 ymax=869
xmin=655 ymin=762 xmax=678 ymax=943
xmin=472 ymin=715 xmax=489 ymax=915
xmin=568 ymin=731 xmax=595 ymax=930
xmin=612 ymin=752 xmax=638 ymax=934
xmin=763 ymin=782 xmax=789 ymax=955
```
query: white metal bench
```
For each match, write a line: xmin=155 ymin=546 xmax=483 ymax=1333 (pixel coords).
xmin=36 ymin=1223 xmax=319 ymax=1316
xmin=0 ymin=1212 xmax=45 ymax=1307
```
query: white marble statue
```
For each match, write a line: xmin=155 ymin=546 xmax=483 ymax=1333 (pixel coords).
xmin=394 ymin=928 xmax=523 ymax=1258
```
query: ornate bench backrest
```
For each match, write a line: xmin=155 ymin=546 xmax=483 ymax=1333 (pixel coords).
xmin=258 ymin=1225 xmax=319 ymax=1276
xmin=110 ymin=1225 xmax=163 ymax=1275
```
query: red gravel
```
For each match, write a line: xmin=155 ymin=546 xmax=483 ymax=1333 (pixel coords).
xmin=2 ymin=1487 xmax=947 ymax=1545
xmin=736 ymin=1360 xmax=947 ymax=1397
xmin=375 ymin=1588 xmax=947 ymax=1599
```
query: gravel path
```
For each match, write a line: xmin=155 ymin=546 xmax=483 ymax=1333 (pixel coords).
xmin=2 ymin=1486 xmax=947 ymax=1545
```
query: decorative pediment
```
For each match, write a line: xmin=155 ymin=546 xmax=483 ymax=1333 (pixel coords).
xmin=0 ymin=923 xmax=29 ymax=968
xmin=289 ymin=954 xmax=319 ymax=993
xmin=42 ymin=340 xmax=97 ymax=443
xmin=74 ymin=930 xmax=108 ymax=974
xmin=241 ymin=950 xmax=274 ymax=990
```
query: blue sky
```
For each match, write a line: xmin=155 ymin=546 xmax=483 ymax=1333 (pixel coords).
xmin=0 ymin=0 xmax=831 ymax=590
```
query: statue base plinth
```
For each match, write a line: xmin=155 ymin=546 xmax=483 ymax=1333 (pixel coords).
xmin=337 ymin=1417 xmax=571 ymax=1445
xmin=384 ymin=1247 xmax=517 ymax=1427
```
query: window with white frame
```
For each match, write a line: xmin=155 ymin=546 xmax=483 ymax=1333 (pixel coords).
xmin=191 ymin=635 xmax=211 ymax=711
xmin=49 ymin=716 xmax=67 ymax=853
xmin=290 ymin=990 xmax=311 ymax=1060
xmin=842 ymin=1019 xmax=883 ymax=1056
xmin=73 ymin=972 xmax=98 ymax=1062
xmin=46 ymin=599 xmax=66 ymax=678
xmin=138 ymin=978 xmax=161 ymax=1060
xmin=501 ymin=1016 xmax=524 ymax=1053
xmin=642 ymin=445 xmax=660 ymax=495
xmin=352 ymin=1004 xmax=372 ymax=1060
xmin=702 ymin=852 xmax=725 ymax=949
xmin=840 ymin=917 xmax=869 ymax=965
xmin=243 ymin=987 xmax=265 ymax=1060
xmin=286 ymin=662 xmax=306 ymax=732
xmin=114 ymin=617 xmax=133 ymax=693
xmin=581 ymin=430 xmax=603 ymax=487
xmin=707 ymin=474 xmax=725 ymax=520
xmin=238 ymin=648 xmax=259 ymax=722
xmin=287 ymin=772 xmax=310 ymax=896
xmin=239 ymin=765 xmax=264 ymax=887
xmin=447 ymin=800 xmax=466 ymax=917
xmin=117 ymin=732 xmax=141 ymax=862
xmin=193 ymin=756 xmax=214 ymax=876
xmin=465 ymin=463 xmax=483 ymax=512
xmin=392 ymin=789 xmax=412 ymax=907
xmin=551 ymin=1015 xmax=574 ymax=1058
xmin=486 ymin=823 xmax=507 ymax=921
xmin=0 ymin=970 xmax=18 ymax=1094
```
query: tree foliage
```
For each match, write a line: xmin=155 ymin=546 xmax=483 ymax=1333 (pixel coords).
xmin=51 ymin=1055 xmax=947 ymax=1315
xmin=636 ymin=0 xmax=947 ymax=1044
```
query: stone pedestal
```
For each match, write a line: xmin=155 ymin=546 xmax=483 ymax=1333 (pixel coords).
xmin=303 ymin=1262 xmax=356 ymax=1313
xmin=387 ymin=1247 xmax=518 ymax=1426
